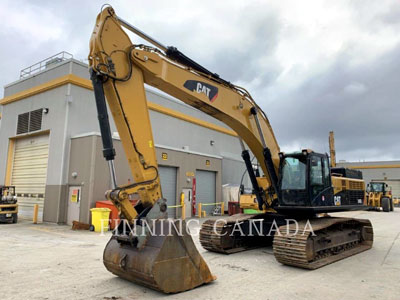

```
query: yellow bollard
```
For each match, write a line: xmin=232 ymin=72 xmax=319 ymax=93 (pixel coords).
xmin=33 ymin=204 xmax=39 ymax=224
xmin=198 ymin=203 xmax=202 ymax=218
xmin=221 ymin=202 xmax=224 ymax=215
xmin=181 ymin=202 xmax=185 ymax=220
xmin=180 ymin=192 xmax=185 ymax=220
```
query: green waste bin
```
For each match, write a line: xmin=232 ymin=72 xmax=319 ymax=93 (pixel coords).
xmin=90 ymin=208 xmax=111 ymax=232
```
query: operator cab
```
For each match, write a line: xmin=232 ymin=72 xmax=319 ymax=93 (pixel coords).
xmin=367 ymin=182 xmax=388 ymax=193
xmin=276 ymin=149 xmax=364 ymax=215
xmin=278 ymin=149 xmax=332 ymax=206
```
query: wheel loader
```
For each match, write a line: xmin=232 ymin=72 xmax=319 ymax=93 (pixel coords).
xmin=367 ymin=182 xmax=393 ymax=212
xmin=0 ymin=186 xmax=18 ymax=223
xmin=88 ymin=6 xmax=373 ymax=293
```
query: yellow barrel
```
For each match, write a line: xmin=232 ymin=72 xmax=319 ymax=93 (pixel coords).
xmin=90 ymin=208 xmax=111 ymax=232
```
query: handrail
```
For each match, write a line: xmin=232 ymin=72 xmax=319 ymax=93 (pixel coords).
xmin=20 ymin=51 xmax=73 ymax=78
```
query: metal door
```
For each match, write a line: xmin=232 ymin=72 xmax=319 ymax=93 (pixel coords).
xmin=182 ymin=188 xmax=192 ymax=218
xmin=158 ymin=166 xmax=178 ymax=218
xmin=196 ymin=170 xmax=216 ymax=216
xmin=67 ymin=186 xmax=81 ymax=225
xmin=11 ymin=134 xmax=49 ymax=221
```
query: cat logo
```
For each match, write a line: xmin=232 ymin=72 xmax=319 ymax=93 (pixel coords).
xmin=334 ymin=195 xmax=341 ymax=206
xmin=183 ymin=80 xmax=218 ymax=102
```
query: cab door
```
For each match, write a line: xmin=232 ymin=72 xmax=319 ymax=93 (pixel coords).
xmin=309 ymin=155 xmax=334 ymax=206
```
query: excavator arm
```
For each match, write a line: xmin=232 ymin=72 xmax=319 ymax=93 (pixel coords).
xmin=89 ymin=6 xmax=280 ymax=220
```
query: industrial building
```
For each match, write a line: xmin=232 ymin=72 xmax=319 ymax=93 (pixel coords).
xmin=0 ymin=52 xmax=248 ymax=224
xmin=337 ymin=160 xmax=400 ymax=197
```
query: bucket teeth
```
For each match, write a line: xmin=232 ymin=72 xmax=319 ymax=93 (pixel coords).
xmin=103 ymin=219 xmax=215 ymax=293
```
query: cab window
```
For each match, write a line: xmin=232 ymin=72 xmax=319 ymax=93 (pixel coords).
xmin=281 ymin=157 xmax=306 ymax=190
xmin=310 ymin=156 xmax=324 ymax=197
xmin=310 ymin=157 xmax=323 ymax=185
xmin=323 ymin=157 xmax=330 ymax=186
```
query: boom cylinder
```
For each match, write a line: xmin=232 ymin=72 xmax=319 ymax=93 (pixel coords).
xmin=90 ymin=69 xmax=118 ymax=188
xmin=242 ymin=149 xmax=265 ymax=210
xmin=108 ymin=160 xmax=117 ymax=190
xmin=250 ymin=107 xmax=279 ymax=200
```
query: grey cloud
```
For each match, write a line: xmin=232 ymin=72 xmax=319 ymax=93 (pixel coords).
xmin=0 ymin=0 xmax=399 ymax=162
xmin=344 ymin=82 xmax=368 ymax=95
xmin=379 ymin=3 xmax=400 ymax=26
xmin=267 ymin=42 xmax=400 ymax=161
xmin=209 ymin=7 xmax=282 ymax=85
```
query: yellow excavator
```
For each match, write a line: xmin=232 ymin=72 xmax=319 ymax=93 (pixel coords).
xmin=88 ymin=6 xmax=373 ymax=294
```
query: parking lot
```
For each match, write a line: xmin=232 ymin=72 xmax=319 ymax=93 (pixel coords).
xmin=1 ymin=209 xmax=399 ymax=300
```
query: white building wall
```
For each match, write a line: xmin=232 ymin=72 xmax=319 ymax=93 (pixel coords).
xmin=0 ymin=59 xmax=249 ymax=190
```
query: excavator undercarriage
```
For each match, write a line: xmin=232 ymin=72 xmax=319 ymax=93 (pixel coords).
xmin=200 ymin=214 xmax=281 ymax=254
xmin=274 ymin=217 xmax=373 ymax=269
xmin=200 ymin=214 xmax=373 ymax=269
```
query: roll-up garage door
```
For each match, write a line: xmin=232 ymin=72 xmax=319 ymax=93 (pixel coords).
xmin=196 ymin=170 xmax=216 ymax=216
xmin=158 ymin=166 xmax=177 ymax=218
xmin=11 ymin=135 xmax=49 ymax=221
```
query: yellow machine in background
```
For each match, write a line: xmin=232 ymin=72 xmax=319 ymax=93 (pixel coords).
xmin=329 ymin=131 xmax=336 ymax=168
xmin=0 ymin=186 xmax=18 ymax=223
xmin=239 ymin=193 xmax=263 ymax=213
xmin=367 ymin=182 xmax=393 ymax=212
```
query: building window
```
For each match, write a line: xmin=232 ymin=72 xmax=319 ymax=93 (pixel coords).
xmin=16 ymin=109 xmax=43 ymax=134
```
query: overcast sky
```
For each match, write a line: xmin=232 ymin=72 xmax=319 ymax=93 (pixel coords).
xmin=1 ymin=0 xmax=399 ymax=161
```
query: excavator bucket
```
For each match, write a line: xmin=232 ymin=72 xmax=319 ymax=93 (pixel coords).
xmin=103 ymin=219 xmax=215 ymax=293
